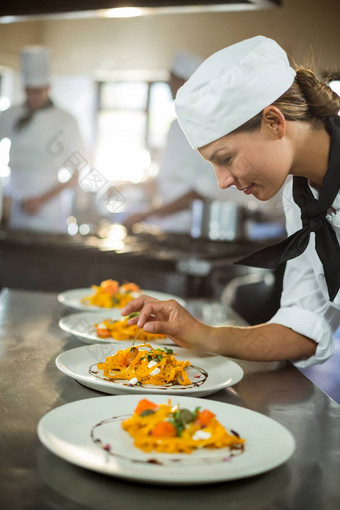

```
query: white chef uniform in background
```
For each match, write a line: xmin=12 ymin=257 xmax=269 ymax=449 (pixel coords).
xmin=147 ymin=51 xmax=212 ymax=232
xmin=0 ymin=46 xmax=85 ymax=233
xmin=156 ymin=118 xmax=225 ymax=233
xmin=154 ymin=51 xmax=272 ymax=233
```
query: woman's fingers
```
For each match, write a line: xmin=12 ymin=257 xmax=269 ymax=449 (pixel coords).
xmin=125 ymin=316 xmax=139 ymax=325
xmin=136 ymin=299 xmax=174 ymax=327
xmin=143 ymin=320 xmax=179 ymax=338
xmin=121 ymin=295 xmax=157 ymax=319
xmin=122 ymin=296 xmax=200 ymax=348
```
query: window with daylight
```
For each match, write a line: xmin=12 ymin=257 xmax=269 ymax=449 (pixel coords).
xmin=94 ymin=80 xmax=174 ymax=184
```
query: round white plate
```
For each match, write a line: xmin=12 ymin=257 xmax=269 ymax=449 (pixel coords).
xmin=55 ymin=344 xmax=244 ymax=397
xmin=37 ymin=394 xmax=295 ymax=485
xmin=58 ymin=311 xmax=172 ymax=345
xmin=57 ymin=288 xmax=186 ymax=311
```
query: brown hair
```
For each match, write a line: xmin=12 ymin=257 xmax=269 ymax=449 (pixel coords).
xmin=234 ymin=66 xmax=340 ymax=133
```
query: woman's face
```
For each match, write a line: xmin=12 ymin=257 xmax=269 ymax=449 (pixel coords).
xmin=198 ymin=118 xmax=294 ymax=201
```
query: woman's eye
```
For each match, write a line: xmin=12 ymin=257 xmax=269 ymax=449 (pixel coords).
xmin=220 ymin=157 xmax=232 ymax=165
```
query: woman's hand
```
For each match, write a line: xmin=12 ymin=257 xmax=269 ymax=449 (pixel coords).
xmin=121 ymin=295 xmax=212 ymax=351
xmin=123 ymin=296 xmax=317 ymax=362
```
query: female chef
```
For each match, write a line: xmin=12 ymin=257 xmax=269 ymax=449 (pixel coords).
xmin=122 ymin=36 xmax=340 ymax=368
xmin=0 ymin=46 xmax=85 ymax=232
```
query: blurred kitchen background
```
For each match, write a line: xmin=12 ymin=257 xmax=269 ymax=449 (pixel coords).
xmin=0 ymin=0 xmax=339 ymax=311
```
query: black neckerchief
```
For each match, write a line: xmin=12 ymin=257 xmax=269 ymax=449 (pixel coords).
xmin=15 ymin=98 xmax=54 ymax=132
xmin=235 ymin=116 xmax=340 ymax=302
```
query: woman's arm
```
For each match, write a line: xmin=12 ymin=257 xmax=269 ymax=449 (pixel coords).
xmin=122 ymin=296 xmax=316 ymax=362
xmin=206 ymin=322 xmax=316 ymax=361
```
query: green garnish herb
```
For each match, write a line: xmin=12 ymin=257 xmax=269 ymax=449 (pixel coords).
xmin=178 ymin=408 xmax=195 ymax=425
xmin=157 ymin=355 xmax=163 ymax=362
xmin=128 ymin=312 xmax=140 ymax=319
xmin=169 ymin=406 xmax=198 ymax=437
xmin=140 ymin=409 xmax=155 ymax=417
xmin=193 ymin=406 xmax=201 ymax=421
xmin=169 ymin=415 xmax=184 ymax=437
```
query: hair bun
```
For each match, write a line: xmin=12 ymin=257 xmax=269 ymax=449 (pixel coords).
xmin=295 ymin=67 xmax=340 ymax=119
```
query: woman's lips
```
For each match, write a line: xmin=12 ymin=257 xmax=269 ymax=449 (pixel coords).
xmin=239 ymin=184 xmax=254 ymax=195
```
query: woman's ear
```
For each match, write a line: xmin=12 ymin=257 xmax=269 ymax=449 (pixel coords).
xmin=261 ymin=106 xmax=286 ymax=138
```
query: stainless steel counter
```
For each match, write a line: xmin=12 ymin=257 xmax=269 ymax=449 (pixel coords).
xmin=0 ymin=288 xmax=339 ymax=510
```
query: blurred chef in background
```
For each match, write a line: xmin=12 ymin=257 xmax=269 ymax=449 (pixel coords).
xmin=124 ymin=50 xmax=239 ymax=234
xmin=0 ymin=46 xmax=85 ymax=233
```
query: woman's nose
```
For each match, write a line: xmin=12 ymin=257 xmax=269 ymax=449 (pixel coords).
xmin=215 ymin=167 xmax=235 ymax=189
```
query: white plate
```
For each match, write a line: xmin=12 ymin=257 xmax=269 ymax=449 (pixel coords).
xmin=37 ymin=394 xmax=295 ymax=485
xmin=58 ymin=311 xmax=172 ymax=345
xmin=58 ymin=288 xmax=186 ymax=311
xmin=55 ymin=344 xmax=244 ymax=397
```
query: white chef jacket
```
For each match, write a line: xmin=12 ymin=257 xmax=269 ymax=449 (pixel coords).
xmin=155 ymin=119 xmax=247 ymax=233
xmin=0 ymin=104 xmax=85 ymax=233
xmin=268 ymin=179 xmax=340 ymax=368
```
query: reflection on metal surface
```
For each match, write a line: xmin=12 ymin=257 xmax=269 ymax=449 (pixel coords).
xmin=177 ymin=258 xmax=211 ymax=276
xmin=37 ymin=446 xmax=292 ymax=510
xmin=1 ymin=288 xmax=339 ymax=508
xmin=191 ymin=199 xmax=246 ymax=241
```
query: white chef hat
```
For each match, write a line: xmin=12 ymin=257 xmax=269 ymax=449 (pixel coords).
xmin=175 ymin=36 xmax=296 ymax=149
xmin=20 ymin=46 xmax=50 ymax=88
xmin=170 ymin=50 xmax=203 ymax=81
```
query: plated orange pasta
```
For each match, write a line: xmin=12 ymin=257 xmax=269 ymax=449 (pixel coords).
xmin=81 ymin=279 xmax=141 ymax=309
xmin=96 ymin=345 xmax=191 ymax=386
xmin=122 ymin=399 xmax=245 ymax=454
xmin=94 ymin=317 xmax=166 ymax=341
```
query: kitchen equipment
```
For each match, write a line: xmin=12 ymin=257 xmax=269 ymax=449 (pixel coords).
xmin=190 ymin=199 xmax=246 ymax=241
